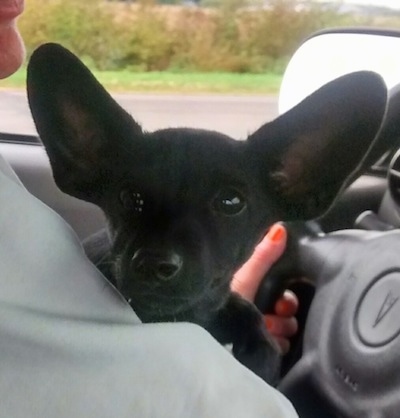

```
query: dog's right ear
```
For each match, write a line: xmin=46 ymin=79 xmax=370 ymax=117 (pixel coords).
xmin=27 ymin=43 xmax=143 ymax=203
xmin=247 ymin=71 xmax=387 ymax=220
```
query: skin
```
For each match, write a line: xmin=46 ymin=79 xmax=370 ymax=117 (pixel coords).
xmin=232 ymin=224 xmax=298 ymax=354
xmin=0 ymin=0 xmax=298 ymax=351
xmin=0 ymin=0 xmax=25 ymax=79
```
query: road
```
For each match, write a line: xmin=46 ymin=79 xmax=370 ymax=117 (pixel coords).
xmin=0 ymin=90 xmax=279 ymax=139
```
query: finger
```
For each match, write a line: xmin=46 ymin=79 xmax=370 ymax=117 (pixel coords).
xmin=265 ymin=315 xmax=298 ymax=339
xmin=274 ymin=290 xmax=299 ymax=318
xmin=273 ymin=336 xmax=291 ymax=355
xmin=232 ymin=223 xmax=287 ymax=302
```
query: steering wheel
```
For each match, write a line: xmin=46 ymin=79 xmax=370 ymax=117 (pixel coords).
xmin=256 ymin=222 xmax=400 ymax=417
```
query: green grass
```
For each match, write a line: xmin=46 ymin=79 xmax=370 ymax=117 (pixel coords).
xmin=0 ymin=67 xmax=282 ymax=94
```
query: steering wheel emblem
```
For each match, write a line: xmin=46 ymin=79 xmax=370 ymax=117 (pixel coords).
xmin=373 ymin=290 xmax=399 ymax=328
xmin=356 ymin=271 xmax=400 ymax=347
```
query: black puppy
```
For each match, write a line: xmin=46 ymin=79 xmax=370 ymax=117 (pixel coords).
xmin=27 ymin=43 xmax=387 ymax=384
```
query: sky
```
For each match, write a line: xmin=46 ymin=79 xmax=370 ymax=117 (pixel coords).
xmin=331 ymin=0 xmax=400 ymax=10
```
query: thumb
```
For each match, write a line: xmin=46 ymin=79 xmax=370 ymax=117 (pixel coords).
xmin=231 ymin=223 xmax=287 ymax=302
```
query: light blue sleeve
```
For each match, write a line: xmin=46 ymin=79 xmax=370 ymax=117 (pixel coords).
xmin=0 ymin=156 xmax=298 ymax=418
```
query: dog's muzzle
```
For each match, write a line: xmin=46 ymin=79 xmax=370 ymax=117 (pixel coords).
xmin=131 ymin=249 xmax=183 ymax=281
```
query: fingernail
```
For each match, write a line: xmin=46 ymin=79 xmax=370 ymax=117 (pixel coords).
xmin=275 ymin=298 xmax=293 ymax=317
xmin=266 ymin=224 xmax=285 ymax=243
xmin=265 ymin=317 xmax=273 ymax=331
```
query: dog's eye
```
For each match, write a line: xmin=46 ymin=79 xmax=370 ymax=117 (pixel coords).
xmin=212 ymin=188 xmax=246 ymax=216
xmin=119 ymin=190 xmax=144 ymax=213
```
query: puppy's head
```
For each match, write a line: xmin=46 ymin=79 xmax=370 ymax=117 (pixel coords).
xmin=27 ymin=44 xmax=387 ymax=323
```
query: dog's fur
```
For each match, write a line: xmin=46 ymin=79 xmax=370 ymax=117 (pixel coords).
xmin=27 ymin=43 xmax=387 ymax=384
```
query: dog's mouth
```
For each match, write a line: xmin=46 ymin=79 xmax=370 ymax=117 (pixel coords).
xmin=125 ymin=293 xmax=201 ymax=323
xmin=111 ymin=235 xmax=234 ymax=324
xmin=117 ymin=264 xmax=231 ymax=324
xmin=123 ymin=274 xmax=230 ymax=324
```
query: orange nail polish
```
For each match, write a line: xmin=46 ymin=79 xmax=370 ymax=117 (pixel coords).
xmin=275 ymin=291 xmax=299 ymax=317
xmin=265 ymin=317 xmax=273 ymax=331
xmin=267 ymin=224 xmax=285 ymax=243
xmin=275 ymin=298 xmax=294 ymax=317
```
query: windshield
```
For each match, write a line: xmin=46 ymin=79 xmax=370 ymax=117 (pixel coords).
xmin=279 ymin=29 xmax=400 ymax=114
xmin=2 ymin=0 xmax=400 ymax=138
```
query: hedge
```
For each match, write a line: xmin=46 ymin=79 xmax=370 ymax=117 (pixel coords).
xmin=18 ymin=0 xmax=392 ymax=73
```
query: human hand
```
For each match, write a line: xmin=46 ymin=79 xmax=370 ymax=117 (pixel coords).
xmin=264 ymin=289 xmax=298 ymax=354
xmin=232 ymin=223 xmax=298 ymax=354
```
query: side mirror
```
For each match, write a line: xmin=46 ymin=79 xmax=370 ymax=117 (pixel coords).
xmin=279 ymin=28 xmax=400 ymax=114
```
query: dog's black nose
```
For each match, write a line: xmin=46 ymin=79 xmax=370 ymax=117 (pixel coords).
xmin=131 ymin=249 xmax=183 ymax=281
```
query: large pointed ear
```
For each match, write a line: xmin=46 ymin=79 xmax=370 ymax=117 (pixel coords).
xmin=27 ymin=43 xmax=143 ymax=203
xmin=247 ymin=71 xmax=387 ymax=220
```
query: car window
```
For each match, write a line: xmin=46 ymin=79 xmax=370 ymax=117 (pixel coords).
xmin=1 ymin=0 xmax=400 ymax=139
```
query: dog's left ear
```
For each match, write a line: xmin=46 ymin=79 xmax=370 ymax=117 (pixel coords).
xmin=247 ymin=71 xmax=387 ymax=220
xmin=27 ymin=43 xmax=143 ymax=203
